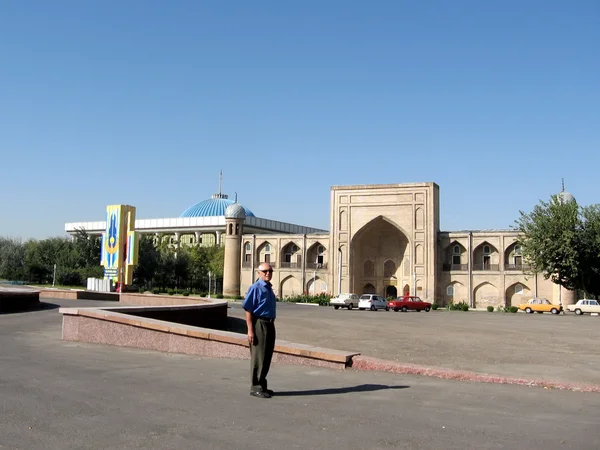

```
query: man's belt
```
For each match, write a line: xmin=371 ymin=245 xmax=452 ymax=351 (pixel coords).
xmin=256 ymin=316 xmax=275 ymax=323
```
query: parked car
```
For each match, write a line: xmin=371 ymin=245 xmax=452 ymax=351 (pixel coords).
xmin=518 ymin=298 xmax=562 ymax=314
xmin=388 ymin=296 xmax=432 ymax=312
xmin=330 ymin=293 xmax=360 ymax=310
xmin=567 ymin=299 xmax=600 ymax=315
xmin=358 ymin=294 xmax=389 ymax=311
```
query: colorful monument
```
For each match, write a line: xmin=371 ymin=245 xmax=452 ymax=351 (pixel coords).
xmin=100 ymin=205 xmax=139 ymax=290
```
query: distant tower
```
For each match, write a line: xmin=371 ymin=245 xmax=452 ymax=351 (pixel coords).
xmin=223 ymin=203 xmax=246 ymax=297
xmin=555 ymin=179 xmax=577 ymax=307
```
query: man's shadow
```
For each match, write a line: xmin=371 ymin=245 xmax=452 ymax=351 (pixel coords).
xmin=273 ymin=384 xmax=409 ymax=397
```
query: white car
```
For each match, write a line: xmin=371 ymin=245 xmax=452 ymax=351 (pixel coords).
xmin=330 ymin=293 xmax=360 ymax=310
xmin=358 ymin=294 xmax=389 ymax=311
xmin=567 ymin=299 xmax=600 ymax=315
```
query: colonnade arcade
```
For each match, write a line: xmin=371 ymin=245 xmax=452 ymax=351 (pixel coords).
xmin=152 ymin=230 xmax=223 ymax=248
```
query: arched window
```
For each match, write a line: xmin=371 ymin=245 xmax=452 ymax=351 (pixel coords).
xmin=245 ymin=242 xmax=251 ymax=252
xmin=446 ymin=285 xmax=454 ymax=296
xmin=363 ymin=283 xmax=376 ymax=294
xmin=384 ymin=260 xmax=396 ymax=277
xmin=515 ymin=284 xmax=523 ymax=295
xmin=483 ymin=245 xmax=491 ymax=268
xmin=452 ymin=245 xmax=461 ymax=265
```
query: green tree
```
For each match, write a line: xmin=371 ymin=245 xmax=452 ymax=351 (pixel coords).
xmin=515 ymin=195 xmax=580 ymax=290
xmin=579 ymin=205 xmax=600 ymax=298
xmin=0 ymin=237 xmax=26 ymax=281
xmin=515 ymin=195 xmax=600 ymax=298
xmin=207 ymin=245 xmax=225 ymax=277
xmin=133 ymin=235 xmax=161 ymax=290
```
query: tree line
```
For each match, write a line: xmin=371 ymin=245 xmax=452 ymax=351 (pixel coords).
xmin=0 ymin=231 xmax=224 ymax=293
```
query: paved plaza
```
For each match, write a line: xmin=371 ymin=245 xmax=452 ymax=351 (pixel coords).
xmin=1 ymin=298 xmax=600 ymax=449
xmin=229 ymin=301 xmax=600 ymax=387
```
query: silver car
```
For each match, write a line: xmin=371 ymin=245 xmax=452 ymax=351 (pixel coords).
xmin=358 ymin=294 xmax=390 ymax=311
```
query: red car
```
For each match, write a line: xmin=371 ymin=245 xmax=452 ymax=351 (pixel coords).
xmin=388 ymin=296 xmax=432 ymax=312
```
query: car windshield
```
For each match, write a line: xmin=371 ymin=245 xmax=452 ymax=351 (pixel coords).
xmin=360 ymin=295 xmax=371 ymax=300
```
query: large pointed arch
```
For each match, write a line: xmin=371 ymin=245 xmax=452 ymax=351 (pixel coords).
xmin=280 ymin=275 xmax=302 ymax=298
xmin=350 ymin=216 xmax=409 ymax=296
xmin=473 ymin=281 xmax=501 ymax=308
xmin=505 ymin=282 xmax=531 ymax=307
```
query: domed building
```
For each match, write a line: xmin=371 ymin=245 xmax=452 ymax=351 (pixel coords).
xmin=65 ymin=175 xmax=325 ymax=248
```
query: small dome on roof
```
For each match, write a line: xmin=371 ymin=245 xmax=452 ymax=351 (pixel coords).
xmin=556 ymin=179 xmax=576 ymax=204
xmin=557 ymin=191 xmax=576 ymax=204
xmin=225 ymin=203 xmax=246 ymax=219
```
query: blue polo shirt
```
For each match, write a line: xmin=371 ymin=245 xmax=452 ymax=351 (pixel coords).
xmin=243 ymin=279 xmax=277 ymax=319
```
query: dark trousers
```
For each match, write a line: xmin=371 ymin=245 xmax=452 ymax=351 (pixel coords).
xmin=250 ymin=318 xmax=276 ymax=392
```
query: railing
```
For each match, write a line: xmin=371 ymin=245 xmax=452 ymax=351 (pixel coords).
xmin=472 ymin=264 xmax=500 ymax=271
xmin=504 ymin=264 xmax=531 ymax=271
xmin=442 ymin=264 xmax=468 ymax=271
xmin=279 ymin=262 xmax=301 ymax=269
xmin=307 ymin=262 xmax=328 ymax=270
xmin=242 ymin=261 xmax=252 ymax=269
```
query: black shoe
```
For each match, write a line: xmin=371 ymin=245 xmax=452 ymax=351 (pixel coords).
xmin=250 ymin=391 xmax=271 ymax=399
xmin=264 ymin=389 xmax=274 ymax=396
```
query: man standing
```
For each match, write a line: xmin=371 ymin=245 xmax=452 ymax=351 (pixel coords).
xmin=242 ymin=263 xmax=277 ymax=398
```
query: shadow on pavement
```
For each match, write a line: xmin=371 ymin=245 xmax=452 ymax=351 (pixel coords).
xmin=227 ymin=316 xmax=247 ymax=333
xmin=273 ymin=383 xmax=410 ymax=397
xmin=0 ymin=302 xmax=60 ymax=315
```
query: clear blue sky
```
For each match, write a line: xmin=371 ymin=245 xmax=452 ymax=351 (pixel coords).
xmin=1 ymin=1 xmax=598 ymax=239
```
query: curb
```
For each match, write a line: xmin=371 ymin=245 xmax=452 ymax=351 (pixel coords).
xmin=350 ymin=356 xmax=600 ymax=393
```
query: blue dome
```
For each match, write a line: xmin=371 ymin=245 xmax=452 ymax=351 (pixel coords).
xmin=180 ymin=197 xmax=255 ymax=218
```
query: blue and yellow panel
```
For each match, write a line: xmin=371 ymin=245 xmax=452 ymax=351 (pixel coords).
xmin=101 ymin=205 xmax=138 ymax=285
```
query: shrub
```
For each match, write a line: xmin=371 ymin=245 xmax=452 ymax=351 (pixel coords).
xmin=152 ymin=288 xmax=160 ymax=295
xmin=432 ymin=303 xmax=439 ymax=310
xmin=216 ymin=294 xmax=224 ymax=299
xmin=279 ymin=292 xmax=331 ymax=306
xmin=461 ymin=303 xmax=469 ymax=311
xmin=487 ymin=306 xmax=494 ymax=312
xmin=509 ymin=306 xmax=519 ymax=313
xmin=182 ymin=291 xmax=190 ymax=297
xmin=167 ymin=289 xmax=175 ymax=295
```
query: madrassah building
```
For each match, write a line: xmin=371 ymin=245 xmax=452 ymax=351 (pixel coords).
xmin=65 ymin=182 xmax=575 ymax=309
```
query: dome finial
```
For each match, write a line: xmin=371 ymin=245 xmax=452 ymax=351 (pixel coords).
xmin=212 ymin=169 xmax=228 ymax=199
xmin=562 ymin=177 xmax=565 ymax=192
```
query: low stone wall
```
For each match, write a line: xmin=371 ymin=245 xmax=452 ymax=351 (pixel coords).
xmin=39 ymin=289 xmax=215 ymax=305
xmin=59 ymin=305 xmax=359 ymax=369
xmin=39 ymin=289 xmax=118 ymax=301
